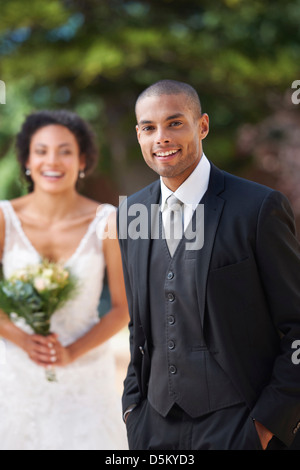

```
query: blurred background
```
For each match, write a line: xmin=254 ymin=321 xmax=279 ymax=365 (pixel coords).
xmin=0 ymin=0 xmax=300 ymax=237
xmin=0 ymin=0 xmax=300 ymax=391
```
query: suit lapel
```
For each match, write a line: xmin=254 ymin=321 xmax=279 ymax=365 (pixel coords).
xmin=195 ymin=164 xmax=225 ymax=327
xmin=134 ymin=181 xmax=161 ymax=336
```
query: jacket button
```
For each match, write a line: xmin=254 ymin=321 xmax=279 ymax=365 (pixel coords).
xmin=167 ymin=293 xmax=175 ymax=302
xmin=169 ymin=365 xmax=177 ymax=374
xmin=139 ymin=346 xmax=145 ymax=355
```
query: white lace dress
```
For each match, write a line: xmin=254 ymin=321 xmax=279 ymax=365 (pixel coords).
xmin=0 ymin=201 xmax=128 ymax=450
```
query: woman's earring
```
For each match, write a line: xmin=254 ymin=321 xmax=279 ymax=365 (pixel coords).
xmin=79 ymin=170 xmax=85 ymax=179
xmin=25 ymin=168 xmax=31 ymax=176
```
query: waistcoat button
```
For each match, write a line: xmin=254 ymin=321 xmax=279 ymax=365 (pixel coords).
xmin=168 ymin=315 xmax=175 ymax=325
xmin=167 ymin=271 xmax=174 ymax=280
xmin=168 ymin=340 xmax=175 ymax=350
xmin=169 ymin=365 xmax=177 ymax=374
xmin=167 ymin=293 xmax=175 ymax=302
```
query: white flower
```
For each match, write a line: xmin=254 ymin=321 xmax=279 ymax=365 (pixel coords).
xmin=12 ymin=268 xmax=28 ymax=282
xmin=33 ymin=277 xmax=51 ymax=292
xmin=42 ymin=268 xmax=54 ymax=279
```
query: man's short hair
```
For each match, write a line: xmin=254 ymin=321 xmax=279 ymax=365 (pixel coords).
xmin=135 ymin=79 xmax=202 ymax=119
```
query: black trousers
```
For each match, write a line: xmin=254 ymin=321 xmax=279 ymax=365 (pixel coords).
xmin=126 ymin=400 xmax=285 ymax=450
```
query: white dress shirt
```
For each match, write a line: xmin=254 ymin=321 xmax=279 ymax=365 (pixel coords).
xmin=160 ymin=153 xmax=211 ymax=231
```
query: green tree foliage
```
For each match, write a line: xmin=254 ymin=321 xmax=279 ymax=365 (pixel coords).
xmin=0 ymin=0 xmax=299 ymax=197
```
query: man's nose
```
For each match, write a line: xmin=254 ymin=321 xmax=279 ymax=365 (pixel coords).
xmin=155 ymin=128 xmax=170 ymax=144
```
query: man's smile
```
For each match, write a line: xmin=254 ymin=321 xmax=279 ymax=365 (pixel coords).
xmin=153 ymin=149 xmax=181 ymax=161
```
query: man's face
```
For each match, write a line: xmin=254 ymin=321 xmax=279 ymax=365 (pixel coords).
xmin=135 ymin=93 xmax=209 ymax=190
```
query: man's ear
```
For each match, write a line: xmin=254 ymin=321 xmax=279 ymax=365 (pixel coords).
xmin=136 ymin=124 xmax=141 ymax=143
xmin=199 ymin=113 xmax=209 ymax=140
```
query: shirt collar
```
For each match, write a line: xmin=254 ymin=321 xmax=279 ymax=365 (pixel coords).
xmin=160 ymin=153 xmax=211 ymax=211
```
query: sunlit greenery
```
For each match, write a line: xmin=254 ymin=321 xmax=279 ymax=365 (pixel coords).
xmin=0 ymin=0 xmax=299 ymax=198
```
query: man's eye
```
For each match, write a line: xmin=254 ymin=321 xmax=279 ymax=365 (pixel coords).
xmin=170 ymin=121 xmax=182 ymax=127
xmin=142 ymin=126 xmax=154 ymax=131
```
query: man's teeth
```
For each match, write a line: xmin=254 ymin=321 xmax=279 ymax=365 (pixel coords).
xmin=43 ymin=171 xmax=63 ymax=177
xmin=155 ymin=150 xmax=178 ymax=157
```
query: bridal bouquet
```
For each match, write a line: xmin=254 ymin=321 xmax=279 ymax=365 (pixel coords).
xmin=0 ymin=259 xmax=77 ymax=382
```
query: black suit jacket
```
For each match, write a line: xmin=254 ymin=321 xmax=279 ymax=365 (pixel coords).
xmin=117 ymin=163 xmax=300 ymax=446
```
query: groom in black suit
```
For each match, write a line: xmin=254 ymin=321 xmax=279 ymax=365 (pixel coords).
xmin=117 ymin=80 xmax=300 ymax=450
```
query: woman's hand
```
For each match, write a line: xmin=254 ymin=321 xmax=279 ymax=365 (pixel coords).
xmin=22 ymin=333 xmax=73 ymax=368
xmin=22 ymin=332 xmax=58 ymax=367
xmin=50 ymin=339 xmax=74 ymax=367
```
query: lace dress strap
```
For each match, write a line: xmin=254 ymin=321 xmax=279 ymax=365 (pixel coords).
xmin=95 ymin=203 xmax=116 ymax=243
xmin=0 ymin=200 xmax=10 ymax=219
xmin=0 ymin=201 xmax=12 ymax=258
xmin=0 ymin=200 xmax=38 ymax=258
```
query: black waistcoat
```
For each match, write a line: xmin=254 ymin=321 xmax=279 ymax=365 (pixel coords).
xmin=147 ymin=214 xmax=242 ymax=418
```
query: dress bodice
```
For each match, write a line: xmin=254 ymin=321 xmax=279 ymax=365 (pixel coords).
xmin=0 ymin=200 xmax=128 ymax=450
xmin=0 ymin=200 xmax=116 ymax=346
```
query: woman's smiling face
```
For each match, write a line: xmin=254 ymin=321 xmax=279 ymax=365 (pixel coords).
xmin=27 ymin=124 xmax=85 ymax=194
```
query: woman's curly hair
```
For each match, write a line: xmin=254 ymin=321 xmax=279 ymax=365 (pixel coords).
xmin=16 ymin=109 xmax=99 ymax=192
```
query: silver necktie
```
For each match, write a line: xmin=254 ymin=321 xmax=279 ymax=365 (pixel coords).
xmin=164 ymin=194 xmax=184 ymax=257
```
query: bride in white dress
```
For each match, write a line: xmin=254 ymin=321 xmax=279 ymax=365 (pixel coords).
xmin=0 ymin=110 xmax=129 ymax=450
